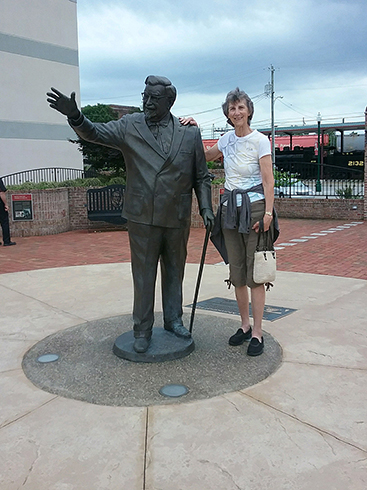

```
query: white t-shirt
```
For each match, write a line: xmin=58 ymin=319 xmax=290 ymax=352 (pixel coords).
xmin=218 ymin=129 xmax=271 ymax=203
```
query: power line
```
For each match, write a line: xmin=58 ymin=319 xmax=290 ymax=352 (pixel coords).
xmin=177 ymin=68 xmax=266 ymax=95
xmin=281 ymin=82 xmax=367 ymax=92
xmin=277 ymin=99 xmax=315 ymax=118
xmin=82 ymin=94 xmax=139 ymax=103
xmin=182 ymin=106 xmax=221 ymax=117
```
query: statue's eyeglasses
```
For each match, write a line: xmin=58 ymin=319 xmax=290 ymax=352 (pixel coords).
xmin=141 ymin=92 xmax=166 ymax=103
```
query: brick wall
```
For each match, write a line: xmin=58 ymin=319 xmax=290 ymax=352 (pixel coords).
xmin=68 ymin=187 xmax=89 ymax=230
xmin=273 ymin=198 xmax=364 ymax=220
xmin=9 ymin=188 xmax=69 ymax=237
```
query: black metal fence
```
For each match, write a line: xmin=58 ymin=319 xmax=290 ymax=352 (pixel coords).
xmin=275 ymin=178 xmax=364 ymax=199
xmin=275 ymin=160 xmax=364 ymax=199
xmin=2 ymin=167 xmax=98 ymax=186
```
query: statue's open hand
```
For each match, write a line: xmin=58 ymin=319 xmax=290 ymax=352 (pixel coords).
xmin=46 ymin=87 xmax=80 ymax=120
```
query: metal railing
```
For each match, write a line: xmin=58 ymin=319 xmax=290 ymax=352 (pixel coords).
xmin=2 ymin=167 xmax=98 ymax=186
xmin=274 ymin=160 xmax=364 ymax=199
xmin=275 ymin=178 xmax=364 ymax=199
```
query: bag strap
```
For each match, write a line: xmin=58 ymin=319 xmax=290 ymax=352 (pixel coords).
xmin=256 ymin=219 xmax=274 ymax=251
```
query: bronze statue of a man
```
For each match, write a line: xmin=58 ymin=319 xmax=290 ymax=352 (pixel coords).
xmin=47 ymin=76 xmax=214 ymax=353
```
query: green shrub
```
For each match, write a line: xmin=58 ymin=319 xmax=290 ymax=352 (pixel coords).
xmin=7 ymin=176 xmax=107 ymax=190
xmin=8 ymin=182 xmax=35 ymax=191
xmin=274 ymin=169 xmax=300 ymax=187
xmin=211 ymin=177 xmax=225 ymax=185
xmin=34 ymin=181 xmax=60 ymax=189
xmin=335 ymin=186 xmax=361 ymax=199
xmin=108 ymin=176 xmax=126 ymax=185
xmin=60 ymin=178 xmax=105 ymax=187
xmin=207 ymin=161 xmax=222 ymax=170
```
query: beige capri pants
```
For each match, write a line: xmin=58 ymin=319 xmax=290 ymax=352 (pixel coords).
xmin=221 ymin=199 xmax=271 ymax=289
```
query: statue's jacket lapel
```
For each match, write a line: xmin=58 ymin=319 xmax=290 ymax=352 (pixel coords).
xmin=131 ymin=115 xmax=185 ymax=172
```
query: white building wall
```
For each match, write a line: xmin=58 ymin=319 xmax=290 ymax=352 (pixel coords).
xmin=0 ymin=0 xmax=83 ymax=179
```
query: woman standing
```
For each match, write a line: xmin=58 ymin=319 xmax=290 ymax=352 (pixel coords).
xmin=182 ymin=88 xmax=277 ymax=356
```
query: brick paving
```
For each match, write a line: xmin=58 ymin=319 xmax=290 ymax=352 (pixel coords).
xmin=0 ymin=219 xmax=366 ymax=279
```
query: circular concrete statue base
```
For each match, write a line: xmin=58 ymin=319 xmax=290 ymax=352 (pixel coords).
xmin=22 ymin=313 xmax=282 ymax=407
xmin=113 ymin=327 xmax=195 ymax=363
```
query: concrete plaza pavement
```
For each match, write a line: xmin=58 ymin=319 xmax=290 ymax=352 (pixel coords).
xmin=0 ymin=219 xmax=366 ymax=489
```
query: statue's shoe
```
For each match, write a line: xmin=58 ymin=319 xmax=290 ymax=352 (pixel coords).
xmin=133 ymin=337 xmax=151 ymax=353
xmin=164 ymin=323 xmax=191 ymax=339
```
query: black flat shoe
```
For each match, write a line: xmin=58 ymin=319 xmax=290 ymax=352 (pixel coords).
xmin=3 ymin=241 xmax=16 ymax=246
xmin=247 ymin=336 xmax=264 ymax=356
xmin=229 ymin=327 xmax=252 ymax=346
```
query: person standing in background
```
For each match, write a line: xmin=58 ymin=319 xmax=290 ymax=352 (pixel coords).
xmin=0 ymin=177 xmax=16 ymax=247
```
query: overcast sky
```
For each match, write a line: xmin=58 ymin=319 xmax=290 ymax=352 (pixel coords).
xmin=76 ymin=0 xmax=367 ymax=137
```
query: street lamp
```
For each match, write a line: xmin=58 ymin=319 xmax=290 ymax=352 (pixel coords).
xmin=316 ymin=112 xmax=322 ymax=192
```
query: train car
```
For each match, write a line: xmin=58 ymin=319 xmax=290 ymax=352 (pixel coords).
xmin=273 ymin=134 xmax=329 ymax=153
xmin=274 ymin=146 xmax=364 ymax=180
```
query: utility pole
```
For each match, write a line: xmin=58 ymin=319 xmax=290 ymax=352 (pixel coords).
xmin=270 ymin=64 xmax=275 ymax=164
xmin=265 ymin=65 xmax=280 ymax=164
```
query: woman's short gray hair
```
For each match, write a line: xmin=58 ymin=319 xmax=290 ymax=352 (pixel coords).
xmin=222 ymin=88 xmax=254 ymax=127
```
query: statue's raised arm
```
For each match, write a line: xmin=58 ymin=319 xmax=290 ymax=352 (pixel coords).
xmin=46 ymin=87 xmax=81 ymax=120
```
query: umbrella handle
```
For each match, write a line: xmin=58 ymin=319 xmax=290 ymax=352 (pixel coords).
xmin=189 ymin=224 xmax=211 ymax=333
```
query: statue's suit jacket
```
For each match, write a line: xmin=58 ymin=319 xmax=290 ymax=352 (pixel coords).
xmin=69 ymin=112 xmax=212 ymax=227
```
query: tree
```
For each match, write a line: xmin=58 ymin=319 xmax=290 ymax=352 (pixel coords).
xmin=70 ymin=103 xmax=140 ymax=176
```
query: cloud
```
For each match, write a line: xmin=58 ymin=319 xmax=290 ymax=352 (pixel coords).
xmin=78 ymin=0 xmax=306 ymax=65
xmin=76 ymin=0 xmax=367 ymax=131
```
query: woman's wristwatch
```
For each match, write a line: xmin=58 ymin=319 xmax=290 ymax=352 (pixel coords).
xmin=265 ymin=211 xmax=272 ymax=217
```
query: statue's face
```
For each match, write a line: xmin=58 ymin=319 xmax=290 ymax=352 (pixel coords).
xmin=142 ymin=84 xmax=171 ymax=122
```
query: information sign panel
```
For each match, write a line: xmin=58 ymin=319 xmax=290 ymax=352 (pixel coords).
xmin=12 ymin=194 xmax=33 ymax=221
